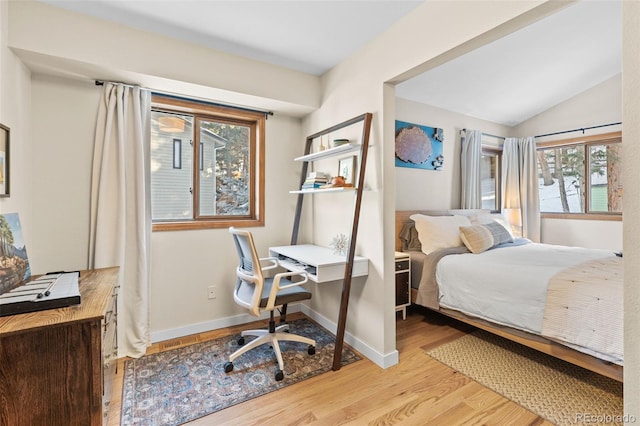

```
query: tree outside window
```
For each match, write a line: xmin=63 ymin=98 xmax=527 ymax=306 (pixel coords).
xmin=537 ymin=135 xmax=622 ymax=215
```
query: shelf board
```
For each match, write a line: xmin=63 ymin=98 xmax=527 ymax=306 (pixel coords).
xmin=294 ymin=143 xmax=360 ymax=162
xmin=290 ymin=186 xmax=356 ymax=194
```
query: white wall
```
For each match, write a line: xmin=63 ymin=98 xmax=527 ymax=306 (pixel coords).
xmin=30 ymin=75 xmax=100 ymax=273
xmin=515 ymin=74 xmax=622 ymax=249
xmin=0 ymin=1 xmax=33 ymax=250
xmin=515 ymin=74 xmax=621 ymax=138
xmin=395 ymin=98 xmax=511 ymax=211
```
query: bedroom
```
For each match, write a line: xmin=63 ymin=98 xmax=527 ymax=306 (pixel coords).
xmin=0 ymin=0 xmax=639 ymax=423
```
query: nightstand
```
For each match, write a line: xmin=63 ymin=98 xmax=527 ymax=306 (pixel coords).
xmin=395 ymin=251 xmax=411 ymax=320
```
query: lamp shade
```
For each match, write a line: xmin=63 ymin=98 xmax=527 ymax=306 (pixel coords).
xmin=503 ymin=208 xmax=522 ymax=227
xmin=502 ymin=208 xmax=522 ymax=238
xmin=158 ymin=116 xmax=185 ymax=133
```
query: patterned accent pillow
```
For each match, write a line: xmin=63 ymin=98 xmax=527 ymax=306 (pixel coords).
xmin=472 ymin=213 xmax=515 ymax=239
xmin=459 ymin=221 xmax=514 ymax=254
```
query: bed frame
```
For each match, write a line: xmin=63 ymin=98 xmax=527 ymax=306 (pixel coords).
xmin=396 ymin=210 xmax=623 ymax=382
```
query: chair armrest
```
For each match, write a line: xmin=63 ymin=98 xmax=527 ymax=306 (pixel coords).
xmin=265 ymin=271 xmax=309 ymax=310
xmin=259 ymin=256 xmax=280 ymax=272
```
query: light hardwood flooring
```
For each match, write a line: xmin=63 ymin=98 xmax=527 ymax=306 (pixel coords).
xmin=107 ymin=307 xmax=552 ymax=425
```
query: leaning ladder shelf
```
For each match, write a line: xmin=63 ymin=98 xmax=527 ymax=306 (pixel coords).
xmin=291 ymin=112 xmax=373 ymax=371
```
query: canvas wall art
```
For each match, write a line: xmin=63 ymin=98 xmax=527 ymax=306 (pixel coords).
xmin=0 ymin=213 xmax=31 ymax=295
xmin=395 ymin=120 xmax=444 ymax=170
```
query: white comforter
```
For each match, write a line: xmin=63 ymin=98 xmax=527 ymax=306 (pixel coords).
xmin=436 ymin=241 xmax=621 ymax=363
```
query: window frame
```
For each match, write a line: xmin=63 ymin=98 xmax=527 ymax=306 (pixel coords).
xmin=151 ymin=95 xmax=266 ymax=231
xmin=536 ymin=131 xmax=622 ymax=221
xmin=481 ymin=145 xmax=502 ymax=211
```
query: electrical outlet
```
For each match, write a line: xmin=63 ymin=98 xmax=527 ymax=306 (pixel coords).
xmin=207 ymin=285 xmax=216 ymax=299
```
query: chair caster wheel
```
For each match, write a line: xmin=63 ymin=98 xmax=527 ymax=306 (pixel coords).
xmin=275 ymin=369 xmax=284 ymax=381
xmin=224 ymin=361 xmax=234 ymax=373
xmin=308 ymin=346 xmax=316 ymax=355
xmin=238 ymin=337 xmax=245 ymax=346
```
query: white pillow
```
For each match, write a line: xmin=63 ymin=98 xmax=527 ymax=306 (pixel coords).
xmin=472 ymin=213 xmax=515 ymax=239
xmin=410 ymin=214 xmax=472 ymax=254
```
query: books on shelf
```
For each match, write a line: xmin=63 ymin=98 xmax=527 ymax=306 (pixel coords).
xmin=306 ymin=171 xmax=328 ymax=179
xmin=301 ymin=182 xmax=325 ymax=189
xmin=301 ymin=171 xmax=329 ymax=189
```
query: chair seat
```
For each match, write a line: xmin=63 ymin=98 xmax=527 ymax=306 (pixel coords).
xmin=259 ymin=277 xmax=311 ymax=307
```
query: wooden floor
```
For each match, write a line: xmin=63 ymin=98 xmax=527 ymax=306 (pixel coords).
xmin=107 ymin=306 xmax=552 ymax=425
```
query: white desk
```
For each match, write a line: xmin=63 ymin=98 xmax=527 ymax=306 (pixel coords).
xmin=269 ymin=244 xmax=369 ymax=283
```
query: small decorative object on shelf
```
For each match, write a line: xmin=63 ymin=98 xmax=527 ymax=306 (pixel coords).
xmin=330 ymin=233 xmax=349 ymax=256
xmin=319 ymin=135 xmax=328 ymax=152
xmin=320 ymin=175 xmax=352 ymax=189
xmin=333 ymin=138 xmax=349 ymax=147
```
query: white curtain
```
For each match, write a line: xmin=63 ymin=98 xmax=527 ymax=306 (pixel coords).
xmin=460 ymin=129 xmax=483 ymax=209
xmin=501 ymin=136 xmax=540 ymax=242
xmin=89 ymin=83 xmax=152 ymax=358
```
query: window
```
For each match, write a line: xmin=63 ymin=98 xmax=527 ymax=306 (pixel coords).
xmin=150 ymin=95 xmax=265 ymax=230
xmin=480 ymin=148 xmax=501 ymax=210
xmin=536 ymin=133 xmax=622 ymax=216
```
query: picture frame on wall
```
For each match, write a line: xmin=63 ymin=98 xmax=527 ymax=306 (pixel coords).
xmin=338 ymin=156 xmax=357 ymax=185
xmin=0 ymin=123 xmax=9 ymax=197
xmin=394 ymin=120 xmax=444 ymax=171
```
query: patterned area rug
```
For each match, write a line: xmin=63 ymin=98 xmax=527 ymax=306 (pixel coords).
xmin=426 ymin=330 xmax=623 ymax=426
xmin=121 ymin=318 xmax=361 ymax=425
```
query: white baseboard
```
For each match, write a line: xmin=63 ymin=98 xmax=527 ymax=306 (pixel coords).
xmin=299 ymin=305 xmax=399 ymax=368
xmin=149 ymin=304 xmax=305 ymax=343
xmin=149 ymin=304 xmax=398 ymax=369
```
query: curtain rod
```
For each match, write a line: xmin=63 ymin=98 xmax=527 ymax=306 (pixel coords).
xmin=461 ymin=128 xmax=505 ymax=140
xmin=482 ymin=132 xmax=505 ymax=140
xmin=95 ymin=80 xmax=274 ymax=119
xmin=534 ymin=122 xmax=621 ymax=138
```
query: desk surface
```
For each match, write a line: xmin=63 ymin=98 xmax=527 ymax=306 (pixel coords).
xmin=270 ymin=244 xmax=366 ymax=266
xmin=269 ymin=244 xmax=368 ymax=283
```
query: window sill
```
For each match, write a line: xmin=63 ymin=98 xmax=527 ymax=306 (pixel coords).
xmin=541 ymin=212 xmax=622 ymax=221
xmin=153 ymin=218 xmax=264 ymax=231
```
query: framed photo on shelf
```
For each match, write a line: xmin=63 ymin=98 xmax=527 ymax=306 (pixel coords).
xmin=338 ymin=156 xmax=357 ymax=185
xmin=0 ymin=123 xmax=9 ymax=197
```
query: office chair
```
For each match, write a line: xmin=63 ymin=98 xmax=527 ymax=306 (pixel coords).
xmin=224 ymin=227 xmax=316 ymax=381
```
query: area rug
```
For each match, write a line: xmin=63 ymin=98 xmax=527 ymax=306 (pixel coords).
xmin=425 ymin=330 xmax=623 ymax=425
xmin=121 ymin=318 xmax=361 ymax=426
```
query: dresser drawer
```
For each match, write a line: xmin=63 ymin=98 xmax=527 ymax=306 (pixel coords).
xmin=395 ymin=260 xmax=410 ymax=272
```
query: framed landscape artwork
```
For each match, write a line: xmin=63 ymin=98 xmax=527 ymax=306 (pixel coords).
xmin=0 ymin=213 xmax=31 ymax=295
xmin=395 ymin=120 xmax=444 ymax=171
xmin=0 ymin=123 xmax=9 ymax=197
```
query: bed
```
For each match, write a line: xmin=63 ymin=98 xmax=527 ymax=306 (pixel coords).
xmin=396 ymin=210 xmax=623 ymax=382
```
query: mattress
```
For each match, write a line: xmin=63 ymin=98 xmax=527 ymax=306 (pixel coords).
xmin=407 ymin=241 xmax=623 ymax=364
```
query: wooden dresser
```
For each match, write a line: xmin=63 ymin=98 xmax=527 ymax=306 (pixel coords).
xmin=0 ymin=267 xmax=119 ymax=426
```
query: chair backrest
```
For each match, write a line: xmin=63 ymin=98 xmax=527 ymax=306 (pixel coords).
xmin=229 ymin=227 xmax=264 ymax=316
